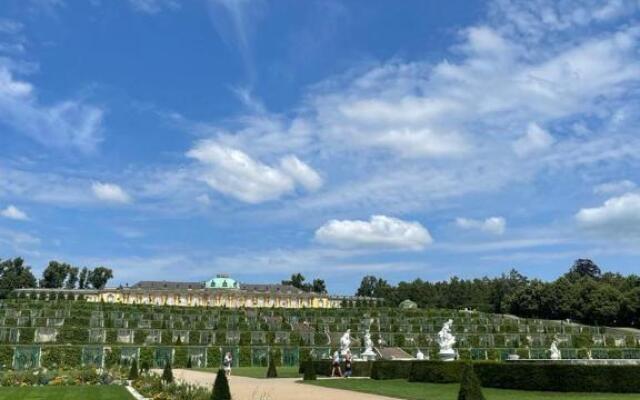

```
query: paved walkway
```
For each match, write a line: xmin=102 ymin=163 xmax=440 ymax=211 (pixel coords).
xmin=170 ymin=369 xmax=398 ymax=400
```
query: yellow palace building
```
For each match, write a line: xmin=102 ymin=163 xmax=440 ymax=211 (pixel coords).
xmin=15 ymin=274 xmax=369 ymax=309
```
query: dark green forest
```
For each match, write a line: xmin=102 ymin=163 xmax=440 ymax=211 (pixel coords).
xmin=356 ymin=259 xmax=640 ymax=327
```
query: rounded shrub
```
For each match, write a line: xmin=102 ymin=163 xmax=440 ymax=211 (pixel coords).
xmin=458 ymin=363 xmax=485 ymax=400
xmin=211 ymin=368 xmax=231 ymax=400
xmin=303 ymin=360 xmax=317 ymax=381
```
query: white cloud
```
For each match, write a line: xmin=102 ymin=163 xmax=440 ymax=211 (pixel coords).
xmin=91 ymin=182 xmax=131 ymax=204
xmin=512 ymin=122 xmax=555 ymax=157
xmin=315 ymin=215 xmax=432 ymax=250
xmin=187 ymin=140 xmax=321 ymax=203
xmin=279 ymin=155 xmax=323 ymax=191
xmin=0 ymin=204 xmax=28 ymax=220
xmin=576 ymin=193 xmax=640 ymax=237
xmin=593 ymin=180 xmax=636 ymax=195
xmin=455 ymin=216 xmax=506 ymax=235
xmin=0 ymin=66 xmax=104 ymax=152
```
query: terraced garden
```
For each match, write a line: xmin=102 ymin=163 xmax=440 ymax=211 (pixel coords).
xmin=0 ymin=298 xmax=638 ymax=370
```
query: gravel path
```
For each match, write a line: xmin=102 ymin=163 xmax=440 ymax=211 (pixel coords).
xmin=170 ymin=369 xmax=398 ymax=400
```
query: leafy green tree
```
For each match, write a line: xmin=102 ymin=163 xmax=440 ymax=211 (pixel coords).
xmin=266 ymin=353 xmax=277 ymax=378
xmin=78 ymin=267 xmax=89 ymax=289
xmin=0 ymin=258 xmax=37 ymax=298
xmin=65 ymin=267 xmax=79 ymax=289
xmin=567 ymin=259 xmax=601 ymax=280
xmin=87 ymin=266 xmax=113 ymax=289
xmin=303 ymin=360 xmax=317 ymax=380
xmin=211 ymin=368 xmax=231 ymax=400
xmin=458 ymin=363 xmax=485 ymax=400
xmin=162 ymin=361 xmax=173 ymax=383
xmin=40 ymin=261 xmax=71 ymax=288
xmin=311 ymin=279 xmax=327 ymax=294
xmin=128 ymin=358 xmax=139 ymax=380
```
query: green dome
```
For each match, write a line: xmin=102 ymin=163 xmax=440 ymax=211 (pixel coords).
xmin=205 ymin=275 xmax=239 ymax=289
xmin=399 ymin=299 xmax=418 ymax=309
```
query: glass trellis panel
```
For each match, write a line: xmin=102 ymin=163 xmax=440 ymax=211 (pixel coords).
xmin=251 ymin=332 xmax=267 ymax=345
xmin=145 ymin=330 xmax=161 ymax=344
xmin=120 ymin=347 xmax=139 ymax=366
xmin=35 ymin=328 xmax=57 ymax=343
xmin=623 ymin=349 xmax=640 ymax=359
xmin=274 ymin=332 xmax=290 ymax=345
xmin=17 ymin=317 xmax=30 ymax=327
xmin=89 ymin=329 xmax=106 ymax=343
xmin=251 ymin=347 xmax=269 ymax=367
xmin=471 ymin=348 xmax=487 ymax=360
xmin=117 ymin=329 xmax=133 ymax=343
xmin=90 ymin=318 xmax=104 ymax=328
xmin=13 ymin=346 xmax=40 ymax=370
xmin=188 ymin=347 xmax=207 ymax=368
xmin=48 ymin=318 xmax=65 ymax=327
xmin=200 ymin=332 xmax=213 ymax=345
xmin=82 ymin=346 xmax=104 ymax=368
xmin=591 ymin=349 xmax=609 ymax=359
xmin=113 ymin=319 xmax=129 ymax=329
xmin=529 ymin=348 xmax=547 ymax=359
xmin=561 ymin=349 xmax=578 ymax=359
xmin=310 ymin=347 xmax=331 ymax=360
xmin=138 ymin=320 xmax=151 ymax=329
xmin=226 ymin=331 xmax=240 ymax=345
xmin=172 ymin=330 xmax=189 ymax=344
xmin=154 ymin=347 xmax=174 ymax=368
xmin=282 ymin=347 xmax=299 ymax=366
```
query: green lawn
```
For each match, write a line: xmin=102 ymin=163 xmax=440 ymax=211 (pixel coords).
xmin=0 ymin=385 xmax=133 ymax=400
xmin=195 ymin=366 xmax=300 ymax=379
xmin=304 ymin=379 xmax=640 ymax=400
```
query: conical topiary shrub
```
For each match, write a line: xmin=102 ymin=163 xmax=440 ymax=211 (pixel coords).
xmin=128 ymin=358 xmax=139 ymax=380
xmin=266 ymin=353 xmax=278 ymax=378
xmin=458 ymin=363 xmax=485 ymax=400
xmin=303 ymin=360 xmax=316 ymax=381
xmin=211 ymin=368 xmax=231 ymax=400
xmin=162 ymin=361 xmax=174 ymax=384
xmin=187 ymin=356 xmax=193 ymax=369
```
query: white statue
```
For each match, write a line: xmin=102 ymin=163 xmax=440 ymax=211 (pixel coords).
xmin=550 ymin=339 xmax=561 ymax=360
xmin=361 ymin=328 xmax=377 ymax=360
xmin=437 ymin=319 xmax=456 ymax=361
xmin=416 ymin=349 xmax=425 ymax=360
xmin=340 ymin=329 xmax=351 ymax=356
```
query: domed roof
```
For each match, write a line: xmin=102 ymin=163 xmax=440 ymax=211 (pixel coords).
xmin=205 ymin=274 xmax=239 ymax=290
xmin=399 ymin=299 xmax=418 ymax=309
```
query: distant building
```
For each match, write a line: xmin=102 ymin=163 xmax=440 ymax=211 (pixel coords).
xmin=16 ymin=274 xmax=376 ymax=309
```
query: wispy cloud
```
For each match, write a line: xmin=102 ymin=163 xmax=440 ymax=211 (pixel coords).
xmin=127 ymin=0 xmax=180 ymax=14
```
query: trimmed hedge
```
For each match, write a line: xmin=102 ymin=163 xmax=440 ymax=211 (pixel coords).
xmin=407 ymin=361 xmax=640 ymax=393
xmin=371 ymin=360 xmax=413 ymax=380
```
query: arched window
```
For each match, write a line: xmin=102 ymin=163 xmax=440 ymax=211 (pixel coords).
xmin=222 ymin=280 xmax=228 ymax=288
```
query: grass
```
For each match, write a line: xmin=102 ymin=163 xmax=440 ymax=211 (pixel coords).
xmin=304 ymin=378 xmax=640 ymax=400
xmin=0 ymin=385 xmax=133 ymax=400
xmin=195 ymin=366 xmax=300 ymax=379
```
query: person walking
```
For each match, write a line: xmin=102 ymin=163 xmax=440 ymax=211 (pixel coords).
xmin=223 ymin=352 xmax=233 ymax=377
xmin=330 ymin=351 xmax=342 ymax=377
xmin=343 ymin=353 xmax=352 ymax=378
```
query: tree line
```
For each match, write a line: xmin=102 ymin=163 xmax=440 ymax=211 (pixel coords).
xmin=281 ymin=273 xmax=327 ymax=294
xmin=356 ymin=259 xmax=640 ymax=328
xmin=0 ymin=258 xmax=113 ymax=299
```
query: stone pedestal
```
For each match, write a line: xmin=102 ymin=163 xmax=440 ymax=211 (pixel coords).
xmin=439 ymin=349 xmax=456 ymax=362
xmin=361 ymin=349 xmax=377 ymax=361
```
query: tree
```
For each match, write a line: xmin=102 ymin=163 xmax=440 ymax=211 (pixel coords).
xmin=568 ymin=259 xmax=601 ymax=280
xmin=211 ymin=368 xmax=231 ymax=400
xmin=458 ymin=363 xmax=485 ymax=400
xmin=186 ymin=356 xmax=192 ymax=369
xmin=0 ymin=258 xmax=37 ymax=298
xmin=302 ymin=360 xmax=316 ymax=380
xmin=356 ymin=276 xmax=378 ymax=297
xmin=78 ymin=267 xmax=89 ymax=289
xmin=128 ymin=358 xmax=139 ymax=380
xmin=162 ymin=361 xmax=173 ymax=383
xmin=311 ymin=279 xmax=327 ymax=294
xmin=65 ymin=267 xmax=79 ymax=289
xmin=87 ymin=266 xmax=113 ymax=289
xmin=40 ymin=261 xmax=71 ymax=288
xmin=266 ymin=353 xmax=278 ymax=378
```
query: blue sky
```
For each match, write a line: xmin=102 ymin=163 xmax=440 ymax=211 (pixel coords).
xmin=0 ymin=0 xmax=639 ymax=294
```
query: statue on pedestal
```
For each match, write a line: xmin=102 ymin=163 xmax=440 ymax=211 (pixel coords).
xmin=437 ymin=319 xmax=456 ymax=362
xmin=361 ymin=328 xmax=377 ymax=360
